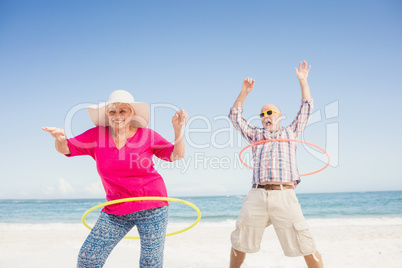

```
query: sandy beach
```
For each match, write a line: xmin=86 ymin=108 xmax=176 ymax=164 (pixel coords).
xmin=1 ymin=218 xmax=401 ymax=268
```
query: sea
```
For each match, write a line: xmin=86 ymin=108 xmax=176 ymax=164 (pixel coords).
xmin=1 ymin=191 xmax=401 ymax=225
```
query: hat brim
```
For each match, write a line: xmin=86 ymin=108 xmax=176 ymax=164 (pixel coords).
xmin=87 ymin=101 xmax=150 ymax=128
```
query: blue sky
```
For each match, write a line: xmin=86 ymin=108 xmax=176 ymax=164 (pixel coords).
xmin=1 ymin=0 xmax=401 ymax=199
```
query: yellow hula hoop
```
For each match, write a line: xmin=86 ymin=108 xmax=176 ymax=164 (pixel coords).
xmin=81 ymin=197 xmax=202 ymax=239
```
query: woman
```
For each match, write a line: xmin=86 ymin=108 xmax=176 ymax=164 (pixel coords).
xmin=42 ymin=89 xmax=188 ymax=267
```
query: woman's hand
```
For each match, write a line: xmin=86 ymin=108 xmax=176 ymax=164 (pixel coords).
xmin=172 ymin=109 xmax=188 ymax=130
xmin=295 ymin=61 xmax=311 ymax=82
xmin=241 ymin=77 xmax=255 ymax=94
xmin=170 ymin=109 xmax=188 ymax=161
xmin=42 ymin=126 xmax=71 ymax=154
xmin=42 ymin=127 xmax=66 ymax=141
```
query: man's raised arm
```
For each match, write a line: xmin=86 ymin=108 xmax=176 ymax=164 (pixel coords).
xmin=229 ymin=77 xmax=257 ymax=144
xmin=289 ymin=61 xmax=314 ymax=138
xmin=295 ymin=61 xmax=312 ymax=100
xmin=232 ymin=78 xmax=255 ymax=108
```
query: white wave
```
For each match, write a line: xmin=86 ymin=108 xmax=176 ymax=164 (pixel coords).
xmin=307 ymin=217 xmax=402 ymax=227
xmin=2 ymin=217 xmax=402 ymax=231
xmin=0 ymin=223 xmax=84 ymax=231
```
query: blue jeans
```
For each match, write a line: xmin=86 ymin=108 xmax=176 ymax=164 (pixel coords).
xmin=77 ymin=206 xmax=168 ymax=268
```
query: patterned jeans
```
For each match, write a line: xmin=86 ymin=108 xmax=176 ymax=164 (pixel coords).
xmin=77 ymin=206 xmax=168 ymax=268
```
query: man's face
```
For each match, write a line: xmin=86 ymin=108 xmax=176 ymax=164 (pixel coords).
xmin=260 ymin=104 xmax=281 ymax=132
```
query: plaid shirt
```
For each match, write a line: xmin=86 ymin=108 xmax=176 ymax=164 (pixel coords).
xmin=229 ymin=99 xmax=314 ymax=185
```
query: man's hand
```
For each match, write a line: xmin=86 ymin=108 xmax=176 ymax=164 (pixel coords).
xmin=295 ymin=61 xmax=312 ymax=100
xmin=233 ymin=77 xmax=255 ymax=108
xmin=241 ymin=77 xmax=255 ymax=94
xmin=295 ymin=61 xmax=311 ymax=82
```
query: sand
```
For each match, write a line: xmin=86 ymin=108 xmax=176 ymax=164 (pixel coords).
xmin=1 ymin=218 xmax=401 ymax=267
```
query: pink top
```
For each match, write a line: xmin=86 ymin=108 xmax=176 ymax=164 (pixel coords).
xmin=66 ymin=126 xmax=174 ymax=215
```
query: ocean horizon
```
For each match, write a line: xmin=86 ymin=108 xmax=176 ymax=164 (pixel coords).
xmin=1 ymin=190 xmax=401 ymax=225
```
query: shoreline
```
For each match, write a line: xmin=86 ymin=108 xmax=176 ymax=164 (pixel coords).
xmin=1 ymin=216 xmax=402 ymax=226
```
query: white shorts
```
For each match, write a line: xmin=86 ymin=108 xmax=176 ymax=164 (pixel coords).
xmin=231 ymin=188 xmax=316 ymax=257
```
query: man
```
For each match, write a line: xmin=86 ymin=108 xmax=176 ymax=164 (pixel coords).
xmin=228 ymin=61 xmax=323 ymax=268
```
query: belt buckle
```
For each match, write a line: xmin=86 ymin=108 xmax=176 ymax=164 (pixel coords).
xmin=264 ymin=184 xmax=273 ymax=190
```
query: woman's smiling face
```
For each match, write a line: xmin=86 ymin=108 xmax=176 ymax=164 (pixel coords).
xmin=106 ymin=103 xmax=134 ymax=130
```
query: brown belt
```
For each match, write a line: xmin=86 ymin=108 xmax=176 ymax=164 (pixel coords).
xmin=252 ymin=184 xmax=294 ymax=190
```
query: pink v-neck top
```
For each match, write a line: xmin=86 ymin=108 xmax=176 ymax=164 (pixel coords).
xmin=65 ymin=126 xmax=174 ymax=215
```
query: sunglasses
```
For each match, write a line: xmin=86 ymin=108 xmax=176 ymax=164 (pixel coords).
xmin=259 ymin=110 xmax=280 ymax=118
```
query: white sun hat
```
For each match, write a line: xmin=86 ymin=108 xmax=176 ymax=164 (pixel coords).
xmin=87 ymin=90 xmax=150 ymax=128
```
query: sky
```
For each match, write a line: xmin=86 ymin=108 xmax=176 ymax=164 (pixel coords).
xmin=0 ymin=0 xmax=401 ymax=199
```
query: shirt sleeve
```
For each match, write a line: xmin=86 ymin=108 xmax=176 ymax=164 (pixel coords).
xmin=288 ymin=99 xmax=314 ymax=139
xmin=228 ymin=107 xmax=257 ymax=143
xmin=150 ymin=129 xmax=174 ymax=162
xmin=65 ymin=127 xmax=97 ymax=158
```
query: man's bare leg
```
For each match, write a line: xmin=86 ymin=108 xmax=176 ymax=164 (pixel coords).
xmin=304 ymin=251 xmax=323 ymax=268
xmin=230 ymin=248 xmax=246 ymax=268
